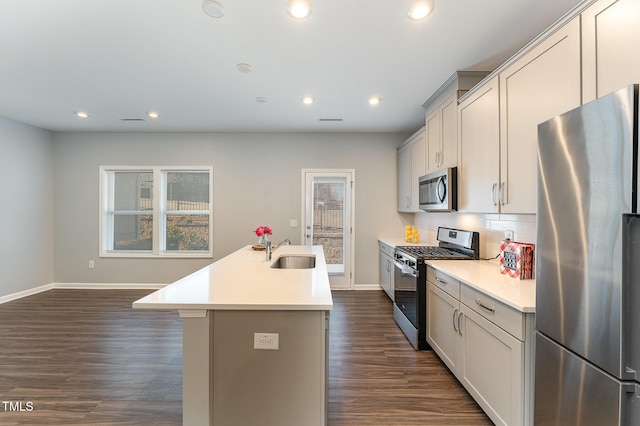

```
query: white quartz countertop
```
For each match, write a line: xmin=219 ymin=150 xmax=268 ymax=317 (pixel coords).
xmin=378 ymin=238 xmax=535 ymax=313
xmin=427 ymin=259 xmax=536 ymax=313
xmin=133 ymin=245 xmax=333 ymax=311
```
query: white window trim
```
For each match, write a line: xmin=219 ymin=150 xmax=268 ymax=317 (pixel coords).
xmin=99 ymin=165 xmax=213 ymax=259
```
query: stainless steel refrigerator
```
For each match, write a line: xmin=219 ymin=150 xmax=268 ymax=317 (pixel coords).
xmin=535 ymin=84 xmax=640 ymax=425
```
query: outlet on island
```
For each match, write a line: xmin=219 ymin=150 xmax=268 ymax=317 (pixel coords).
xmin=253 ymin=333 xmax=279 ymax=350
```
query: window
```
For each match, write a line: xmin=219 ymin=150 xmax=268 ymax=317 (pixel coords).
xmin=100 ymin=166 xmax=213 ymax=258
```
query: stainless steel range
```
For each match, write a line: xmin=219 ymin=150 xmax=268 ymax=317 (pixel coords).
xmin=393 ymin=227 xmax=479 ymax=350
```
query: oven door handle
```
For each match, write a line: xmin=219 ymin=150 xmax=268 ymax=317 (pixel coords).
xmin=394 ymin=261 xmax=418 ymax=277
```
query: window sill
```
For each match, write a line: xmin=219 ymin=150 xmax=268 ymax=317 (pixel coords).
xmin=100 ymin=251 xmax=213 ymax=259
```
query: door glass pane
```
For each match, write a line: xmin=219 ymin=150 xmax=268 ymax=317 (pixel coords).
xmin=313 ymin=179 xmax=345 ymax=272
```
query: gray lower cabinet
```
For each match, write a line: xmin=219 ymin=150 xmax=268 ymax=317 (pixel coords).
xmin=426 ymin=266 xmax=535 ymax=426
xmin=379 ymin=241 xmax=394 ymax=300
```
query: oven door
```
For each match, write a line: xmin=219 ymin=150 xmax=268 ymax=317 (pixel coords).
xmin=394 ymin=261 xmax=418 ymax=328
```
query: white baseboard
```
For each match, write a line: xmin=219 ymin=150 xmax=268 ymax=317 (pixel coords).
xmin=354 ymin=284 xmax=383 ymax=291
xmin=0 ymin=283 xmax=55 ymax=305
xmin=53 ymin=282 xmax=167 ymax=290
xmin=0 ymin=282 xmax=167 ymax=304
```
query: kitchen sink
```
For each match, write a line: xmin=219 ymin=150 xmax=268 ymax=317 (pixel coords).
xmin=271 ymin=255 xmax=316 ymax=269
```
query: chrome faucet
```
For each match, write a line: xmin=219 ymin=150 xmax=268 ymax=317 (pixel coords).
xmin=275 ymin=238 xmax=292 ymax=249
xmin=265 ymin=241 xmax=272 ymax=260
xmin=266 ymin=238 xmax=291 ymax=261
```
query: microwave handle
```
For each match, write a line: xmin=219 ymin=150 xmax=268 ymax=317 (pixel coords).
xmin=437 ymin=176 xmax=446 ymax=202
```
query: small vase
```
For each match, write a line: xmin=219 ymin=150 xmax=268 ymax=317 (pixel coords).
xmin=258 ymin=235 xmax=270 ymax=246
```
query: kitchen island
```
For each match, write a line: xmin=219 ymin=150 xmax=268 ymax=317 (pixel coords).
xmin=133 ymin=245 xmax=333 ymax=426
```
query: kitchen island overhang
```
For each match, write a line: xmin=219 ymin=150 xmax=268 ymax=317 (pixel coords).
xmin=133 ymin=245 xmax=333 ymax=426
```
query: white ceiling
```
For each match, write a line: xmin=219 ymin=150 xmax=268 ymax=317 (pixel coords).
xmin=0 ymin=0 xmax=584 ymax=133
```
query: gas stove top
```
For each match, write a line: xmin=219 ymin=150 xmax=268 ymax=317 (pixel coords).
xmin=394 ymin=227 xmax=480 ymax=263
xmin=395 ymin=245 xmax=473 ymax=260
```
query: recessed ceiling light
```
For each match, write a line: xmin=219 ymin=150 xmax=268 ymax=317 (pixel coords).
xmin=286 ymin=0 xmax=312 ymax=19
xmin=236 ymin=63 xmax=252 ymax=73
xmin=74 ymin=111 xmax=89 ymax=118
xmin=147 ymin=111 xmax=159 ymax=119
xmin=302 ymin=96 xmax=315 ymax=105
xmin=255 ymin=97 xmax=267 ymax=103
xmin=407 ymin=0 xmax=435 ymax=20
xmin=202 ymin=0 xmax=224 ymax=18
xmin=368 ymin=96 xmax=382 ymax=106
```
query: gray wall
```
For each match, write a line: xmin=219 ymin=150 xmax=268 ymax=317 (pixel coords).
xmin=0 ymin=117 xmax=54 ymax=298
xmin=52 ymin=131 xmax=407 ymax=285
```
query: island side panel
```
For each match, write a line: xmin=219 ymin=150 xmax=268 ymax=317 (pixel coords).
xmin=180 ymin=310 xmax=214 ymax=426
xmin=212 ymin=310 xmax=328 ymax=426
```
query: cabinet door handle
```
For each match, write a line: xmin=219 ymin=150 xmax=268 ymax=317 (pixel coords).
xmin=476 ymin=299 xmax=496 ymax=313
xmin=457 ymin=311 xmax=463 ymax=335
xmin=491 ymin=183 xmax=498 ymax=206
xmin=452 ymin=308 xmax=459 ymax=332
xmin=499 ymin=182 xmax=505 ymax=206
xmin=435 ymin=277 xmax=447 ymax=285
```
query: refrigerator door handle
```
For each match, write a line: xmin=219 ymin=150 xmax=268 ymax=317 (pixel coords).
xmin=623 ymin=214 xmax=640 ymax=381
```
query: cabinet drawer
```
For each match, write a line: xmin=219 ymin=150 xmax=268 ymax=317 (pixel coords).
xmin=379 ymin=241 xmax=393 ymax=256
xmin=427 ymin=267 xmax=460 ymax=300
xmin=461 ymin=284 xmax=524 ymax=340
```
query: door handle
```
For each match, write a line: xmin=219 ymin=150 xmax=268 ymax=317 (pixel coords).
xmin=452 ymin=308 xmax=459 ymax=332
xmin=457 ymin=311 xmax=463 ymax=335
xmin=499 ymin=182 xmax=505 ymax=206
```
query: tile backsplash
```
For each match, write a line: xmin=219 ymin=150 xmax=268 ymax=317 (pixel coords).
xmin=413 ymin=212 xmax=536 ymax=259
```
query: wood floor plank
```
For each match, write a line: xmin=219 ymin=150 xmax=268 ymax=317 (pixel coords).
xmin=0 ymin=289 xmax=491 ymax=425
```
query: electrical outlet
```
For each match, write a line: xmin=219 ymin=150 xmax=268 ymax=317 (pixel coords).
xmin=88 ymin=260 xmax=95 ymax=269
xmin=289 ymin=219 xmax=298 ymax=227
xmin=253 ymin=333 xmax=279 ymax=350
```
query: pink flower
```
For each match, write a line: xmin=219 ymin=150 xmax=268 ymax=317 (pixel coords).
xmin=255 ymin=226 xmax=273 ymax=237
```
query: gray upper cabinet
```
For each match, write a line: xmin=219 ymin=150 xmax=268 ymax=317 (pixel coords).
xmin=582 ymin=0 xmax=640 ymax=102
xmin=497 ymin=17 xmax=581 ymax=214
xmin=458 ymin=16 xmax=581 ymax=214
xmin=397 ymin=127 xmax=426 ymax=213
xmin=423 ymin=71 xmax=489 ymax=174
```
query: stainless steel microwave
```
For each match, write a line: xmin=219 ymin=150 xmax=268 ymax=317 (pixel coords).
xmin=418 ymin=167 xmax=457 ymax=212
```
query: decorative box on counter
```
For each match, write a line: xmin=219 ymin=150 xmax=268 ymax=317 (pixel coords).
xmin=499 ymin=240 xmax=535 ymax=279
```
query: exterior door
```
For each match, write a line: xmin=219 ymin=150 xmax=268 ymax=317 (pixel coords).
xmin=302 ymin=170 xmax=354 ymax=290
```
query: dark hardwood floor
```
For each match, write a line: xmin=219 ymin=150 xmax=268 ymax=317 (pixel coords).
xmin=0 ymin=289 xmax=491 ymax=425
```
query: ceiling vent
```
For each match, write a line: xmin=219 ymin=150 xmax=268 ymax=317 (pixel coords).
xmin=319 ymin=118 xmax=343 ymax=122
xmin=120 ymin=118 xmax=146 ymax=122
